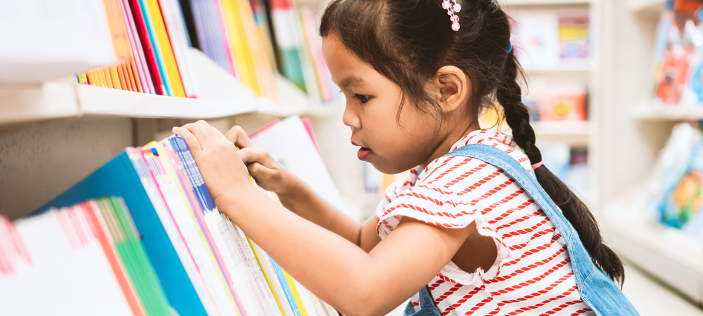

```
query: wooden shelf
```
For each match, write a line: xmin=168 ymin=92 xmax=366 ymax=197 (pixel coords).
xmin=629 ymin=0 xmax=666 ymax=14
xmin=501 ymin=0 xmax=590 ymax=6
xmin=632 ymin=101 xmax=703 ymax=120
xmin=603 ymin=194 xmax=703 ymax=303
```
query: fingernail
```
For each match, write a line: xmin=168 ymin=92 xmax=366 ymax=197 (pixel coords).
xmin=172 ymin=126 xmax=178 ymax=132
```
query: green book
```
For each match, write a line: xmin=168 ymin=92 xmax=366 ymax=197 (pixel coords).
xmin=97 ymin=197 xmax=172 ymax=316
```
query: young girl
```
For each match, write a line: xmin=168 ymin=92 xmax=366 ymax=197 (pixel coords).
xmin=174 ymin=0 xmax=638 ymax=315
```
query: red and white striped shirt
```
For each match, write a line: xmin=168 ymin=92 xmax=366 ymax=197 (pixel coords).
xmin=375 ymin=130 xmax=594 ymax=316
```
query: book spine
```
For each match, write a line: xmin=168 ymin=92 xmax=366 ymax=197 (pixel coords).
xmin=159 ymin=0 xmax=198 ymax=98
xmin=147 ymin=143 xmax=239 ymax=315
xmin=123 ymin=0 xmax=152 ymax=93
xmin=110 ymin=197 xmax=174 ymax=316
xmin=138 ymin=0 xmax=173 ymax=95
xmin=145 ymin=0 xmax=187 ymax=97
xmin=82 ymin=201 xmax=148 ymax=316
xmin=161 ymin=141 xmax=245 ymax=316
xmin=270 ymin=257 xmax=303 ymax=316
xmin=129 ymin=0 xmax=165 ymax=95
xmin=128 ymin=148 xmax=220 ymax=315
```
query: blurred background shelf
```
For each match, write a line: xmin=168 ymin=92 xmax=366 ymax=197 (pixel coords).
xmin=631 ymin=102 xmax=703 ymax=120
xmin=502 ymin=0 xmax=591 ymax=5
xmin=629 ymin=0 xmax=667 ymax=14
xmin=603 ymin=193 xmax=703 ymax=302
xmin=524 ymin=64 xmax=592 ymax=74
xmin=533 ymin=120 xmax=591 ymax=135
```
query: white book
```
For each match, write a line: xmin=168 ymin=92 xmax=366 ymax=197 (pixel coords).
xmin=0 ymin=209 xmax=132 ymax=316
xmin=149 ymin=152 xmax=239 ymax=316
xmin=251 ymin=116 xmax=347 ymax=213
xmin=0 ymin=0 xmax=116 ymax=82
xmin=128 ymin=150 xmax=221 ymax=316
xmin=233 ymin=225 xmax=287 ymax=316
xmin=159 ymin=0 xmax=198 ymax=98
xmin=204 ymin=211 xmax=271 ymax=316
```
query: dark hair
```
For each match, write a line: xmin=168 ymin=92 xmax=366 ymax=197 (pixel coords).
xmin=320 ymin=0 xmax=624 ymax=285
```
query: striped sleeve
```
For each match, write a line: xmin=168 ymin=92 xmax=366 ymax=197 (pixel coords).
xmin=375 ymin=156 xmax=518 ymax=284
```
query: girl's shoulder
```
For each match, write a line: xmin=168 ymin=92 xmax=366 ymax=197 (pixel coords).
xmin=419 ymin=130 xmax=533 ymax=187
xmin=375 ymin=130 xmax=534 ymax=238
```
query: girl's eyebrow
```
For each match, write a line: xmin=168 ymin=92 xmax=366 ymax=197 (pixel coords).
xmin=338 ymin=76 xmax=365 ymax=89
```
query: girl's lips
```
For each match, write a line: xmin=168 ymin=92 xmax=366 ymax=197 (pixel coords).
xmin=357 ymin=147 xmax=372 ymax=160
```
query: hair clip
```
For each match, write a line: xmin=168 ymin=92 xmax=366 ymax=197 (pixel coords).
xmin=442 ymin=0 xmax=461 ymax=31
xmin=508 ymin=43 xmax=513 ymax=53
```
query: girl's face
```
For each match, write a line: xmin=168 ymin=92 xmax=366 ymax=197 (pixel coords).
xmin=322 ymin=34 xmax=468 ymax=174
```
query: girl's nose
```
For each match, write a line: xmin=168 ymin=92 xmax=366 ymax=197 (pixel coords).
xmin=342 ymin=103 xmax=361 ymax=129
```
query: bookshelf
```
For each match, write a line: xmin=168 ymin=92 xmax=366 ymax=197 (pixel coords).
xmin=0 ymin=80 xmax=79 ymax=130
xmin=0 ymin=48 xmax=333 ymax=132
xmin=628 ymin=0 xmax=666 ymax=14
xmin=631 ymin=101 xmax=703 ymax=120
xmin=596 ymin=0 xmax=703 ymax=305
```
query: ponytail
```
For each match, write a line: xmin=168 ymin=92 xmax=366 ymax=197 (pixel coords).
xmin=496 ymin=52 xmax=625 ymax=286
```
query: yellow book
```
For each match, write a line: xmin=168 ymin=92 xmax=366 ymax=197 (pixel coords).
xmin=77 ymin=73 xmax=88 ymax=84
xmin=145 ymin=0 xmax=186 ymax=97
xmin=283 ymin=270 xmax=310 ymax=316
xmin=235 ymin=0 xmax=278 ymax=98
xmin=220 ymin=0 xmax=260 ymax=95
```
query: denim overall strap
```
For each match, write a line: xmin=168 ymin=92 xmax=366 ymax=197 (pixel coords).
xmin=404 ymin=286 xmax=442 ymax=316
xmin=441 ymin=144 xmax=638 ymax=316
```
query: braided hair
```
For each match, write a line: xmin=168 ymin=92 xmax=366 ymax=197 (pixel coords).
xmin=321 ymin=0 xmax=624 ymax=285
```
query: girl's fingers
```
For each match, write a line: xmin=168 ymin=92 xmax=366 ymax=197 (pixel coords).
xmin=172 ymin=126 xmax=202 ymax=157
xmin=238 ymin=147 xmax=271 ymax=165
xmin=225 ymin=126 xmax=255 ymax=149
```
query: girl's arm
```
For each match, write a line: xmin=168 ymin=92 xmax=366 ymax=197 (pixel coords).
xmin=225 ymin=126 xmax=382 ymax=252
xmin=175 ymin=122 xmax=471 ymax=315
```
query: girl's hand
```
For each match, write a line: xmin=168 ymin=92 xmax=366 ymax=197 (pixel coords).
xmin=173 ymin=121 xmax=252 ymax=204
xmin=224 ymin=126 xmax=296 ymax=194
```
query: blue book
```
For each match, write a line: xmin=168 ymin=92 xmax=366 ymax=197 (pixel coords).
xmin=270 ymin=257 xmax=303 ymax=316
xmin=37 ymin=149 xmax=208 ymax=316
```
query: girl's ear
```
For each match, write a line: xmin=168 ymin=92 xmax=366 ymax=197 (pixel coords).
xmin=433 ymin=66 xmax=471 ymax=113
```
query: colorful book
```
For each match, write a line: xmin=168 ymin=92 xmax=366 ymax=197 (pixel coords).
xmin=144 ymin=0 xmax=187 ymax=97
xmin=160 ymin=0 xmax=199 ymax=97
xmin=129 ymin=0 xmax=168 ymax=95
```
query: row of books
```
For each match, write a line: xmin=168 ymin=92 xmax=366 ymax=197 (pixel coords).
xmin=0 ymin=120 xmax=340 ymax=315
xmin=651 ymin=0 xmax=703 ymax=106
xmin=511 ymin=9 xmax=590 ymax=69
xmin=78 ymin=0 xmax=335 ymax=104
xmin=646 ymin=122 xmax=703 ymax=238
xmin=524 ymin=85 xmax=588 ymax=122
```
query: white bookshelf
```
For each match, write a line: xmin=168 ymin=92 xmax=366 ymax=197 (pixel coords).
xmin=597 ymin=0 xmax=703 ymax=304
xmin=0 ymin=48 xmax=333 ymax=130
xmin=603 ymin=191 xmax=703 ymax=302
xmin=533 ymin=121 xmax=591 ymax=146
xmin=632 ymin=103 xmax=703 ymax=120
xmin=0 ymin=80 xmax=79 ymax=128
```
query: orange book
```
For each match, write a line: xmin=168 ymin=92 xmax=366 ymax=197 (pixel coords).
xmin=103 ymin=0 xmax=142 ymax=92
xmin=103 ymin=68 xmax=114 ymax=89
xmin=110 ymin=66 xmax=123 ymax=90
xmin=86 ymin=72 xmax=96 ymax=86
xmin=82 ymin=202 xmax=147 ymax=316
xmin=128 ymin=56 xmax=143 ymax=92
xmin=145 ymin=0 xmax=186 ymax=97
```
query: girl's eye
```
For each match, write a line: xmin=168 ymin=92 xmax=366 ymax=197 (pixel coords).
xmin=353 ymin=94 xmax=371 ymax=104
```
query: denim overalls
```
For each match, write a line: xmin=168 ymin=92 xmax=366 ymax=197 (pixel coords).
xmin=404 ymin=144 xmax=639 ymax=316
